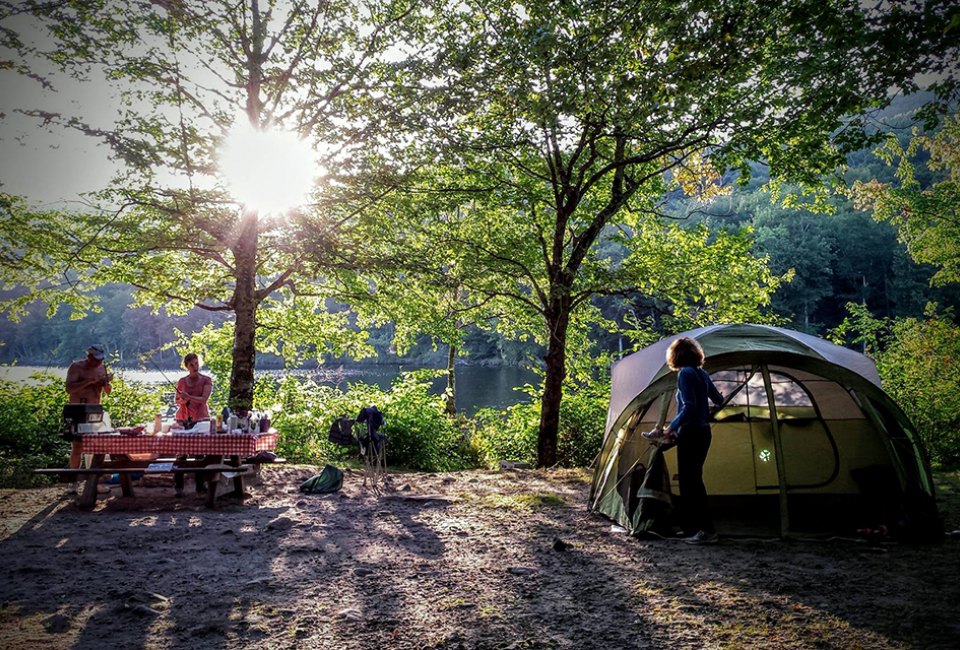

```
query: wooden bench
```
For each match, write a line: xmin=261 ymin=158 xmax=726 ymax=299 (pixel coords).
xmin=34 ymin=464 xmax=253 ymax=509
xmin=34 ymin=466 xmax=252 ymax=475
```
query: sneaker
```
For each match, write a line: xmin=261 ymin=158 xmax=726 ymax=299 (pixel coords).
xmin=683 ymin=530 xmax=719 ymax=545
xmin=641 ymin=428 xmax=665 ymax=442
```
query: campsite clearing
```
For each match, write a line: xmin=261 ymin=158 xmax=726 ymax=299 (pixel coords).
xmin=1 ymin=466 xmax=958 ymax=649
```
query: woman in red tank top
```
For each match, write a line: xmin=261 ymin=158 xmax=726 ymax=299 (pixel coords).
xmin=175 ymin=353 xmax=212 ymax=426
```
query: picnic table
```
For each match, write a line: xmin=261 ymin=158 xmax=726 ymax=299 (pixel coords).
xmin=39 ymin=431 xmax=279 ymax=509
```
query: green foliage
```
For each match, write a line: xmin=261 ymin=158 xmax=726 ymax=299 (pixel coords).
xmin=472 ymin=377 xmax=608 ymax=468
xmin=472 ymin=402 xmax=540 ymax=468
xmin=876 ymin=307 xmax=960 ymax=468
xmin=172 ymin=311 xmax=374 ymax=412
xmin=2 ymin=0 xmax=418 ymax=410
xmin=829 ymin=302 xmax=887 ymax=353
xmin=849 ymin=114 xmax=960 ymax=287
xmin=253 ymin=376 xmax=353 ymax=465
xmin=0 ymin=367 xmax=479 ymax=483
xmin=0 ymin=373 xmax=70 ymax=479
xmin=750 ymin=204 xmax=834 ymax=331
xmin=0 ymin=195 xmax=97 ymax=321
xmin=831 ymin=303 xmax=960 ymax=467
xmin=254 ymin=370 xmax=475 ymax=472
xmin=101 ymin=374 xmax=167 ymax=428
xmin=0 ymin=370 xmax=164 ymax=487
xmin=354 ymin=0 xmax=958 ymax=466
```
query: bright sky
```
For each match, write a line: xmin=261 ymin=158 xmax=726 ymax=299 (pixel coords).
xmin=0 ymin=58 xmax=320 ymax=214
xmin=0 ymin=51 xmax=119 ymax=206
xmin=0 ymin=10 xmax=320 ymax=213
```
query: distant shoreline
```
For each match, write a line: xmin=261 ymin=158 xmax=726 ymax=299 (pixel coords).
xmin=0 ymin=364 xmax=539 ymax=413
xmin=0 ymin=357 xmax=520 ymax=371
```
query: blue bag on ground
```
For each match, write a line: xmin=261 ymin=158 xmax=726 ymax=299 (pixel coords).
xmin=299 ymin=464 xmax=343 ymax=493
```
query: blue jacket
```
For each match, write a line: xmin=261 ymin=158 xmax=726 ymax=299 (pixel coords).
xmin=669 ymin=366 xmax=723 ymax=434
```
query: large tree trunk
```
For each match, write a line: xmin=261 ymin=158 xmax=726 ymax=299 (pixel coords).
xmin=228 ymin=1 xmax=264 ymax=414
xmin=445 ymin=343 xmax=457 ymax=415
xmin=537 ymin=301 xmax=571 ymax=467
xmin=229 ymin=209 xmax=259 ymax=413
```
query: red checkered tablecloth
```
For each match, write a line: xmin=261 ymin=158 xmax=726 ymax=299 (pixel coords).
xmin=79 ymin=432 xmax=278 ymax=457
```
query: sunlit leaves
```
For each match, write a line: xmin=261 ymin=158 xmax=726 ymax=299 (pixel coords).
xmin=0 ymin=194 xmax=98 ymax=321
xmin=612 ymin=217 xmax=786 ymax=333
xmin=848 ymin=114 xmax=960 ymax=287
xmin=831 ymin=302 xmax=960 ymax=466
xmin=2 ymin=0 xmax=428 ymax=397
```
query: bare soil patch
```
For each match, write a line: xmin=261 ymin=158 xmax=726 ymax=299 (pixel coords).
xmin=1 ymin=466 xmax=958 ymax=649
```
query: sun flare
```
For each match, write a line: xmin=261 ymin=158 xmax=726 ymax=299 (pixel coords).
xmin=218 ymin=120 xmax=319 ymax=215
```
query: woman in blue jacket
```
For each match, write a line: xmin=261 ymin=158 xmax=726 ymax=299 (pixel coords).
xmin=662 ymin=337 xmax=723 ymax=545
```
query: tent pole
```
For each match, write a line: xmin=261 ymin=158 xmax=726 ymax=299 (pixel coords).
xmin=761 ymin=365 xmax=790 ymax=538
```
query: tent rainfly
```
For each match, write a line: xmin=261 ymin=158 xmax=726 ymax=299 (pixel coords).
xmin=590 ymin=324 xmax=942 ymax=541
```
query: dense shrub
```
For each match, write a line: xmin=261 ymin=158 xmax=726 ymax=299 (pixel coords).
xmin=876 ymin=312 xmax=960 ymax=467
xmin=0 ymin=366 xmax=609 ymax=483
xmin=471 ymin=379 xmax=608 ymax=468
xmin=833 ymin=303 xmax=960 ymax=468
xmin=255 ymin=370 xmax=475 ymax=471
xmin=555 ymin=380 xmax=608 ymax=466
xmin=0 ymin=373 xmax=70 ymax=483
xmin=0 ymin=371 xmax=164 ymax=486
xmin=472 ymin=402 xmax=539 ymax=467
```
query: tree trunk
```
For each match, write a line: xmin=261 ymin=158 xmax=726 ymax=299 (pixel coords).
xmin=229 ymin=209 xmax=259 ymax=413
xmin=228 ymin=1 xmax=265 ymax=414
xmin=445 ymin=343 xmax=457 ymax=415
xmin=537 ymin=302 xmax=570 ymax=467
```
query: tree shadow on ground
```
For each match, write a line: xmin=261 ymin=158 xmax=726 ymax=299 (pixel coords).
xmin=0 ymin=480 xmax=289 ymax=650
xmin=2 ymin=467 xmax=958 ymax=649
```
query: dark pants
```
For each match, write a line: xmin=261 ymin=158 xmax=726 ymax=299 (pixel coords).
xmin=677 ymin=425 xmax=714 ymax=534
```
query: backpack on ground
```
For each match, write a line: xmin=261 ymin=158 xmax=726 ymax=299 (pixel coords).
xmin=299 ymin=464 xmax=343 ymax=493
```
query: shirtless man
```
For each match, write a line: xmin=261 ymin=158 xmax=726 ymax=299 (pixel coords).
xmin=64 ymin=344 xmax=113 ymax=468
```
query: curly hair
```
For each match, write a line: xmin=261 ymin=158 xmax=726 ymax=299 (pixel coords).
xmin=182 ymin=352 xmax=199 ymax=368
xmin=666 ymin=337 xmax=705 ymax=370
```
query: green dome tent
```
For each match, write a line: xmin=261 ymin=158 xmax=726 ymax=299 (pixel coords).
xmin=590 ymin=324 xmax=941 ymax=541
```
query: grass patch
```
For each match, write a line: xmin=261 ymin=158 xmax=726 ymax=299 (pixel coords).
xmin=439 ymin=597 xmax=474 ymax=610
xmin=478 ymin=492 xmax=566 ymax=510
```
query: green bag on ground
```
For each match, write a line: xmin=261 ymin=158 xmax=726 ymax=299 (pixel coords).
xmin=299 ymin=464 xmax=343 ymax=494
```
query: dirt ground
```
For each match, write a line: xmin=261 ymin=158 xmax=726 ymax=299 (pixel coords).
xmin=1 ymin=466 xmax=959 ymax=650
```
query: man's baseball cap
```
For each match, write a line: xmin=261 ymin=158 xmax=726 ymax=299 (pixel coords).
xmin=87 ymin=344 xmax=106 ymax=360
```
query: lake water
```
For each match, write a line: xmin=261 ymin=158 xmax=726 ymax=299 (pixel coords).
xmin=0 ymin=364 xmax=539 ymax=415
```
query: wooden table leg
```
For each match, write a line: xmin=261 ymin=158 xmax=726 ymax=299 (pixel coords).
xmin=78 ymin=454 xmax=105 ymax=509
xmin=202 ymin=454 xmax=222 ymax=508
xmin=205 ymin=472 xmax=220 ymax=508
xmin=117 ymin=455 xmax=135 ymax=498
xmin=230 ymin=455 xmax=245 ymax=497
